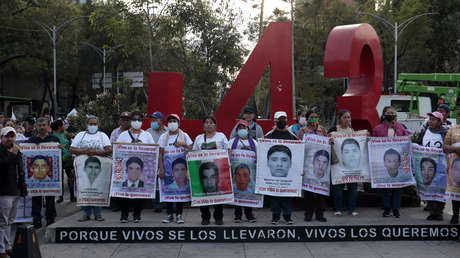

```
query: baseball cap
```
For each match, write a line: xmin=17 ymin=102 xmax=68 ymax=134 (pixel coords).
xmin=437 ymin=104 xmax=450 ymax=113
xmin=428 ymin=111 xmax=444 ymax=121
xmin=274 ymin=111 xmax=287 ymax=120
xmin=1 ymin=127 xmax=16 ymax=137
xmin=150 ymin=112 xmax=164 ymax=120
xmin=120 ymin=111 xmax=131 ymax=118
xmin=235 ymin=120 xmax=249 ymax=127
xmin=167 ymin=114 xmax=180 ymax=121
xmin=243 ymin=106 xmax=256 ymax=114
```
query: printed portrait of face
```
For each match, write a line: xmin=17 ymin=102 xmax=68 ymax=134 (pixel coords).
xmin=421 ymin=158 xmax=437 ymax=186
xmin=267 ymin=145 xmax=292 ymax=177
xmin=172 ymin=158 xmax=187 ymax=188
xmin=313 ymin=150 xmax=329 ymax=179
xmin=126 ymin=157 xmax=144 ymax=183
xmin=199 ymin=162 xmax=219 ymax=193
xmin=384 ymin=149 xmax=401 ymax=178
xmin=84 ymin=156 xmax=101 ymax=185
xmin=234 ymin=164 xmax=251 ymax=191
xmin=451 ymin=158 xmax=460 ymax=186
xmin=30 ymin=156 xmax=50 ymax=180
xmin=341 ymin=139 xmax=361 ymax=170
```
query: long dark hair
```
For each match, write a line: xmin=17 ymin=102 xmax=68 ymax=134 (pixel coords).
xmin=380 ymin=106 xmax=395 ymax=123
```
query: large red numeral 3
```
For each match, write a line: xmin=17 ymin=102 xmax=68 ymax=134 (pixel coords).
xmin=324 ymin=23 xmax=383 ymax=131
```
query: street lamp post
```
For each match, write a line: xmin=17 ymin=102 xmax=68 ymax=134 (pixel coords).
xmin=359 ymin=12 xmax=438 ymax=93
xmin=33 ymin=16 xmax=88 ymax=118
xmin=82 ymin=43 xmax=124 ymax=92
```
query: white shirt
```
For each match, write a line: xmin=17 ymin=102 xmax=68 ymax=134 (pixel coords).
xmin=227 ymin=137 xmax=258 ymax=151
xmin=158 ymin=132 xmax=193 ymax=149
xmin=117 ymin=130 xmax=155 ymax=144
xmin=71 ymin=131 xmax=111 ymax=150
xmin=422 ymin=128 xmax=444 ymax=149
xmin=192 ymin=132 xmax=228 ymax=150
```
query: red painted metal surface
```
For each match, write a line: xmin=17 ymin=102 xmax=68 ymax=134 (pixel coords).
xmin=147 ymin=22 xmax=293 ymax=139
xmin=324 ymin=23 xmax=383 ymax=131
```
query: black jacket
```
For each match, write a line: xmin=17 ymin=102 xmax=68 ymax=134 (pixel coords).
xmin=0 ymin=144 xmax=27 ymax=196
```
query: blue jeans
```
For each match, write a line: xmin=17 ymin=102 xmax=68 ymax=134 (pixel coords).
xmin=270 ymin=197 xmax=292 ymax=220
xmin=333 ymin=183 xmax=357 ymax=212
xmin=382 ymin=189 xmax=402 ymax=210
xmin=82 ymin=206 xmax=101 ymax=217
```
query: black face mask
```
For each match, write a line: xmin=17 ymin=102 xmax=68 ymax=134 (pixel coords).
xmin=276 ymin=120 xmax=286 ymax=129
xmin=384 ymin=114 xmax=396 ymax=122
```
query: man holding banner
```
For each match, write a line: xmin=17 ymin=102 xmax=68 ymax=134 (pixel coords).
xmin=227 ymin=120 xmax=260 ymax=223
xmin=158 ymin=114 xmax=193 ymax=224
xmin=27 ymin=117 xmax=61 ymax=228
xmin=259 ymin=111 xmax=300 ymax=225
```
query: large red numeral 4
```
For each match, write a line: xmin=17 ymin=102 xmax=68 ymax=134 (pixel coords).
xmin=324 ymin=23 xmax=383 ymax=131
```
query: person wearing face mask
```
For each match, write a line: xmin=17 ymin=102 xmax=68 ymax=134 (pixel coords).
xmin=296 ymin=111 xmax=329 ymax=222
xmin=192 ymin=115 xmax=229 ymax=225
xmin=70 ymin=116 xmax=112 ymax=223
xmin=116 ymin=111 xmax=154 ymax=223
xmin=372 ymin=106 xmax=411 ymax=218
xmin=264 ymin=111 xmax=298 ymax=225
xmin=27 ymin=117 xmax=61 ymax=228
xmin=110 ymin=112 xmax=131 ymax=144
xmin=227 ymin=120 xmax=258 ymax=223
xmin=147 ymin=111 xmax=167 ymax=144
xmin=328 ymin=110 xmax=359 ymax=217
xmin=230 ymin=107 xmax=264 ymax=140
xmin=158 ymin=114 xmax=193 ymax=224
xmin=289 ymin=110 xmax=307 ymax=136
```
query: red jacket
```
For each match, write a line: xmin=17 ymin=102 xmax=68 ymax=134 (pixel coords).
xmin=372 ymin=122 xmax=411 ymax=137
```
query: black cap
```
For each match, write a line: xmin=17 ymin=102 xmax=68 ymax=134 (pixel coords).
xmin=438 ymin=104 xmax=450 ymax=113
xmin=243 ymin=106 xmax=256 ymax=114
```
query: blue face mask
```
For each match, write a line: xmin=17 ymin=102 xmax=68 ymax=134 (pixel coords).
xmin=151 ymin=121 xmax=159 ymax=130
xmin=237 ymin=129 xmax=248 ymax=138
xmin=87 ymin=125 xmax=98 ymax=134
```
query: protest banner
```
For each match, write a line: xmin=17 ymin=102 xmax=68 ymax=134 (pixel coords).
xmin=230 ymin=149 xmax=263 ymax=207
xmin=75 ymin=155 xmax=112 ymax=206
xmin=330 ymin=130 xmax=370 ymax=185
xmin=20 ymin=143 xmax=62 ymax=196
xmin=159 ymin=147 xmax=191 ymax=202
xmin=368 ymin=137 xmax=414 ymax=188
xmin=412 ymin=144 xmax=447 ymax=202
xmin=187 ymin=149 xmax=233 ymax=206
xmin=302 ymin=134 xmax=331 ymax=196
xmin=446 ymin=143 xmax=460 ymax=201
xmin=255 ymin=138 xmax=304 ymax=197
xmin=110 ymin=143 xmax=159 ymax=199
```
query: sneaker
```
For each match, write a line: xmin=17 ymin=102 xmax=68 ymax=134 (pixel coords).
xmin=450 ymin=215 xmax=459 ymax=225
xmin=78 ymin=216 xmax=90 ymax=222
xmin=382 ymin=209 xmax=392 ymax=217
xmin=334 ymin=211 xmax=342 ymax=216
xmin=351 ymin=212 xmax=359 ymax=217
xmin=120 ymin=217 xmax=128 ymax=223
xmin=234 ymin=217 xmax=242 ymax=223
xmin=133 ymin=217 xmax=141 ymax=223
xmin=176 ymin=215 xmax=184 ymax=224
xmin=271 ymin=219 xmax=280 ymax=225
xmin=215 ymin=219 xmax=224 ymax=225
xmin=94 ymin=215 xmax=105 ymax=221
xmin=316 ymin=217 xmax=327 ymax=222
xmin=33 ymin=221 xmax=42 ymax=229
xmin=162 ymin=214 xmax=174 ymax=223
xmin=285 ymin=218 xmax=294 ymax=225
xmin=201 ymin=219 xmax=210 ymax=225
xmin=393 ymin=209 xmax=400 ymax=218
xmin=426 ymin=214 xmax=436 ymax=221
xmin=247 ymin=215 xmax=257 ymax=223
xmin=56 ymin=196 xmax=64 ymax=203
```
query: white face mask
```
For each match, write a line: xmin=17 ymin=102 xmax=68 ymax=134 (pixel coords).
xmin=131 ymin=120 xmax=142 ymax=130
xmin=168 ymin=122 xmax=179 ymax=132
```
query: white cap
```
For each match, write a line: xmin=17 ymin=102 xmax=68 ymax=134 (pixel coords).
xmin=274 ymin=111 xmax=287 ymax=120
xmin=1 ymin=126 xmax=16 ymax=137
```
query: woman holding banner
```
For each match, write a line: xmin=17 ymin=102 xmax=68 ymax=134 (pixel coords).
xmin=70 ymin=116 xmax=112 ymax=222
xmin=329 ymin=110 xmax=359 ymax=217
xmin=227 ymin=120 xmax=258 ymax=223
xmin=192 ymin=115 xmax=228 ymax=225
xmin=372 ymin=106 xmax=411 ymax=218
xmin=158 ymin=114 xmax=193 ymax=224
xmin=298 ymin=110 xmax=328 ymax=222
xmin=442 ymin=108 xmax=460 ymax=225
